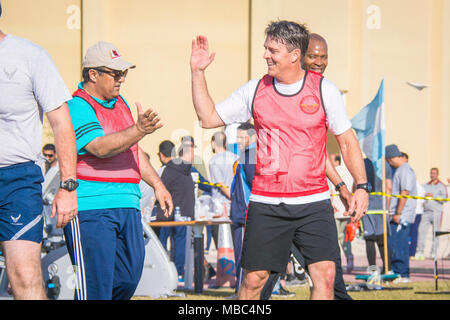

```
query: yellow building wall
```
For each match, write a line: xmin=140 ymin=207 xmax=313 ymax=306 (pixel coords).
xmin=1 ymin=0 xmax=448 ymax=183
xmin=251 ymin=0 xmax=450 ymax=183
xmin=0 ymin=0 xmax=81 ymax=143
xmin=81 ymin=0 xmax=250 ymax=173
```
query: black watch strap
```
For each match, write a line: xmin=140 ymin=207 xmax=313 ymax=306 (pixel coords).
xmin=60 ymin=179 xmax=79 ymax=192
xmin=356 ymin=182 xmax=371 ymax=193
xmin=335 ymin=181 xmax=346 ymax=192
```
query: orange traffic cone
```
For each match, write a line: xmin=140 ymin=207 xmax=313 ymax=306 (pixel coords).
xmin=215 ymin=222 xmax=236 ymax=288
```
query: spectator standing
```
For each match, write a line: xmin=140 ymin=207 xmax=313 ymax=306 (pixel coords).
xmin=42 ymin=144 xmax=58 ymax=175
xmin=415 ymin=167 xmax=448 ymax=260
xmin=157 ymin=140 xmax=175 ymax=174
xmin=150 ymin=140 xmax=177 ymax=237
xmin=361 ymin=158 xmax=392 ymax=272
xmin=208 ymin=131 xmax=238 ymax=253
xmin=180 ymin=136 xmax=213 ymax=197
xmin=209 ymin=131 xmax=238 ymax=210
xmin=409 ymin=181 xmax=425 ymax=259
xmin=181 ymin=135 xmax=209 ymax=184
xmin=0 ymin=6 xmax=78 ymax=299
xmin=41 ymin=143 xmax=63 ymax=238
xmin=229 ymin=122 xmax=256 ymax=296
xmin=385 ymin=144 xmax=417 ymax=282
xmin=156 ymin=143 xmax=196 ymax=282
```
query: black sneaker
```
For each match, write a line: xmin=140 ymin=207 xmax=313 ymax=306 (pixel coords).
xmin=285 ymin=274 xmax=296 ymax=282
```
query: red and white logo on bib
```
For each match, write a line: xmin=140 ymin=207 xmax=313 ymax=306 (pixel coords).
xmin=300 ymin=95 xmax=320 ymax=114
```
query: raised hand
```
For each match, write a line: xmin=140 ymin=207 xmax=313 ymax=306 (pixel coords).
xmin=135 ymin=102 xmax=163 ymax=134
xmin=190 ymin=35 xmax=216 ymax=72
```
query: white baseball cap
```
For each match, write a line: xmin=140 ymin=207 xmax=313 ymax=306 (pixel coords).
xmin=82 ymin=41 xmax=135 ymax=71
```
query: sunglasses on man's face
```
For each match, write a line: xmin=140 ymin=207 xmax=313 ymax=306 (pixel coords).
xmin=93 ymin=68 xmax=128 ymax=81
xmin=43 ymin=153 xmax=55 ymax=158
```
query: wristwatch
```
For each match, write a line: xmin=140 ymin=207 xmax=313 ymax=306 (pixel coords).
xmin=356 ymin=182 xmax=371 ymax=193
xmin=60 ymin=179 xmax=79 ymax=192
xmin=335 ymin=181 xmax=346 ymax=192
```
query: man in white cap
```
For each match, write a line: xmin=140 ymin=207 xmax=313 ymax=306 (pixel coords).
xmin=0 ymin=1 xmax=78 ymax=299
xmin=64 ymin=41 xmax=173 ymax=300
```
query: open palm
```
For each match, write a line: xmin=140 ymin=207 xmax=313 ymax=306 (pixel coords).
xmin=190 ymin=35 xmax=216 ymax=72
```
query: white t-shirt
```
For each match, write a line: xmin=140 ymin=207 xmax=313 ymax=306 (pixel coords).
xmin=0 ymin=34 xmax=71 ymax=167
xmin=224 ymin=123 xmax=240 ymax=145
xmin=215 ymin=76 xmax=352 ymax=205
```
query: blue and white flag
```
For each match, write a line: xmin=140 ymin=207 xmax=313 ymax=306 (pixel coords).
xmin=351 ymin=79 xmax=385 ymax=180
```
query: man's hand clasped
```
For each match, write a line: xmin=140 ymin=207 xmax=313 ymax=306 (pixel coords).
xmin=344 ymin=189 xmax=369 ymax=223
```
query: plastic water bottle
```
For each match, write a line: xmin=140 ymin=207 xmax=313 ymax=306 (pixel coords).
xmin=174 ymin=206 xmax=181 ymax=221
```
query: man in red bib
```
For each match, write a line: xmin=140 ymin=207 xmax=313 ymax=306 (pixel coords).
xmin=190 ymin=21 xmax=369 ymax=300
xmin=65 ymin=41 xmax=173 ymax=300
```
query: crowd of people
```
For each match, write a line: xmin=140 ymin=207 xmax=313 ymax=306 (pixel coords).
xmin=1 ymin=2 xmax=448 ymax=301
xmin=329 ymin=146 xmax=449 ymax=284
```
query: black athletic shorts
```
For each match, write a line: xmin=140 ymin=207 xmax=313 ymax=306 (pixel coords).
xmin=241 ymin=199 xmax=340 ymax=274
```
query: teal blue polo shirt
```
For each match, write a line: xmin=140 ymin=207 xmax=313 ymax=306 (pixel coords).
xmin=68 ymin=82 xmax=141 ymax=211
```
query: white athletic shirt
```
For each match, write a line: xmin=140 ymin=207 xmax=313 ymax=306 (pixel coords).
xmin=0 ymin=34 xmax=71 ymax=167
xmin=215 ymin=76 xmax=352 ymax=205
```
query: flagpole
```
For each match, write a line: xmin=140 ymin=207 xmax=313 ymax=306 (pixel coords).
xmin=381 ymin=156 xmax=389 ymax=274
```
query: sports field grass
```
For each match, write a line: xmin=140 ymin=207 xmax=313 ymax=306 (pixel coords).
xmin=133 ymin=280 xmax=450 ymax=300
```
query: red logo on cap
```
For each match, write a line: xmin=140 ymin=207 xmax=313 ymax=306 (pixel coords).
xmin=111 ymin=50 xmax=121 ymax=60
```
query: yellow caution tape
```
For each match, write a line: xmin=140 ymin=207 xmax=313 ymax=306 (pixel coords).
xmin=331 ymin=192 xmax=450 ymax=202
xmin=198 ymin=181 xmax=450 ymax=200
xmin=194 ymin=180 xmax=230 ymax=189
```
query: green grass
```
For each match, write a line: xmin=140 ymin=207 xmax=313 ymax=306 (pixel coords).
xmin=133 ymin=280 xmax=450 ymax=300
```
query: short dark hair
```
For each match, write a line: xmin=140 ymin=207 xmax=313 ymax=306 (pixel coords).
xmin=237 ymin=122 xmax=255 ymax=136
xmin=211 ymin=131 xmax=227 ymax=148
xmin=42 ymin=143 xmax=56 ymax=153
xmin=431 ymin=167 xmax=439 ymax=173
xmin=82 ymin=67 xmax=105 ymax=83
xmin=158 ymin=140 xmax=175 ymax=157
xmin=265 ymin=20 xmax=310 ymax=56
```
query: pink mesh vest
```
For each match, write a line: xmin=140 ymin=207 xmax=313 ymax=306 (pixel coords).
xmin=251 ymin=71 xmax=328 ymax=197
xmin=73 ymin=89 xmax=141 ymax=184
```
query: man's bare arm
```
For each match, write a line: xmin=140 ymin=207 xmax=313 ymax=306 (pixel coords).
xmin=335 ymin=129 xmax=368 ymax=222
xmin=85 ymin=103 xmax=162 ymax=158
xmin=46 ymin=102 xmax=78 ymax=228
